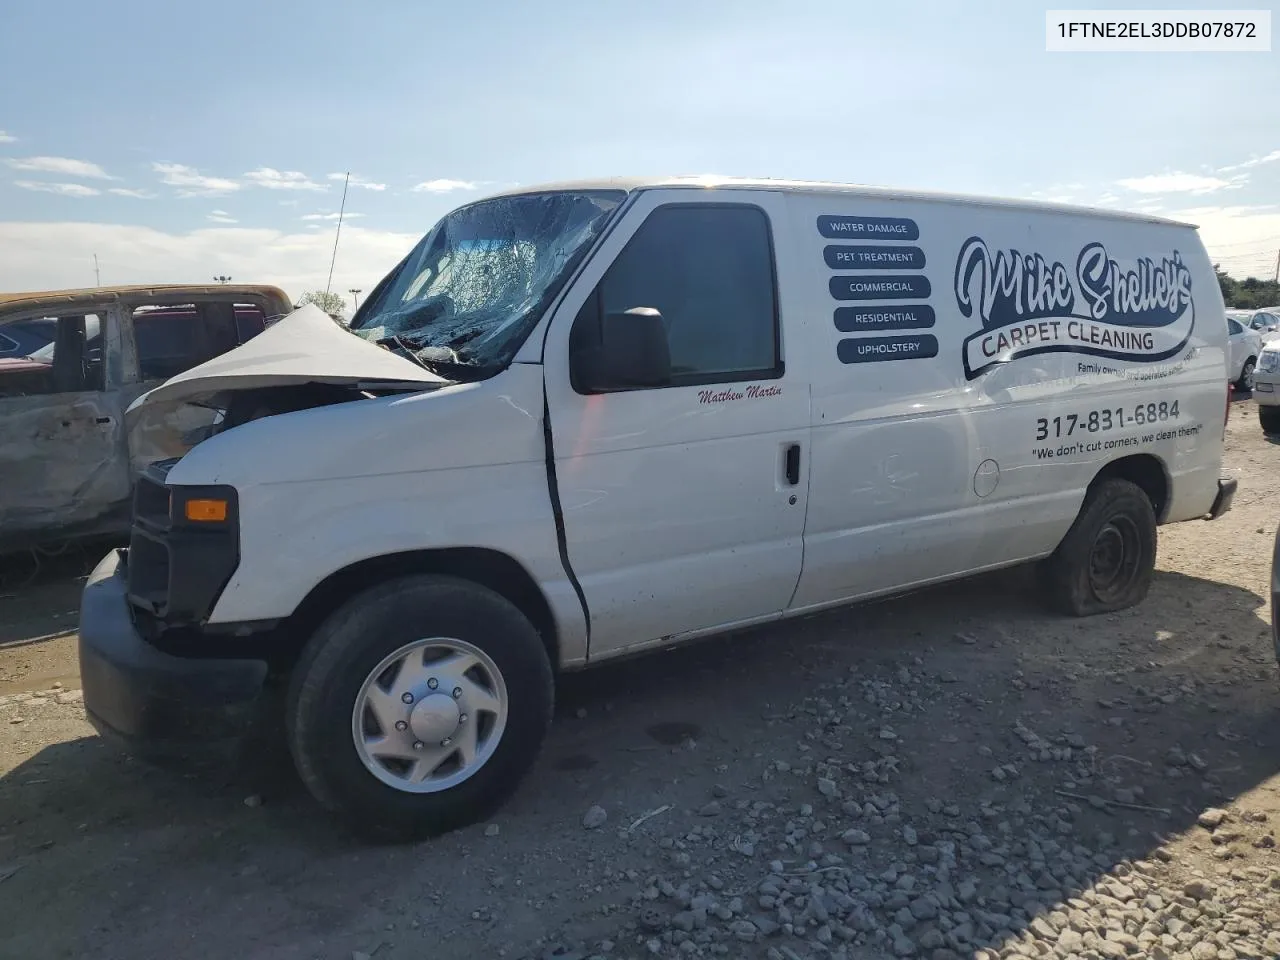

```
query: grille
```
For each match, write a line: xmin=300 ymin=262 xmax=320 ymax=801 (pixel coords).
xmin=127 ymin=465 xmax=178 ymax=614
xmin=123 ymin=461 xmax=240 ymax=628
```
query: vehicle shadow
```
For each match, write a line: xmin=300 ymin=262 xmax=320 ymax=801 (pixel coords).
xmin=0 ymin=536 xmax=118 ymax=593
xmin=0 ymin=540 xmax=106 ymax=653
xmin=1 ymin=565 xmax=1277 ymax=960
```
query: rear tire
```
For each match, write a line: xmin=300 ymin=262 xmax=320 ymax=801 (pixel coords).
xmin=286 ymin=575 xmax=554 ymax=842
xmin=1041 ymin=479 xmax=1157 ymax=617
xmin=1260 ymin=406 xmax=1280 ymax=435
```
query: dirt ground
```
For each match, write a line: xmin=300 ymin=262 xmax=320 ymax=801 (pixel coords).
xmin=2 ymin=401 xmax=1279 ymax=960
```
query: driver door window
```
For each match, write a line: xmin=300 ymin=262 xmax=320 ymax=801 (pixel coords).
xmin=573 ymin=204 xmax=781 ymax=388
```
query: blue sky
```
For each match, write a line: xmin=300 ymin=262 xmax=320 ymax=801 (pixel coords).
xmin=1 ymin=0 xmax=1278 ymax=306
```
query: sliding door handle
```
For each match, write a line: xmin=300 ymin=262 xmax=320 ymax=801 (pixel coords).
xmin=784 ymin=443 xmax=801 ymax=486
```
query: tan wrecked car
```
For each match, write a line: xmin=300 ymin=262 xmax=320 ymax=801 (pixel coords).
xmin=0 ymin=284 xmax=292 ymax=554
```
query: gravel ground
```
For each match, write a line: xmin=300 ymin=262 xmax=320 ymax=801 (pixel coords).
xmin=1 ymin=400 xmax=1278 ymax=960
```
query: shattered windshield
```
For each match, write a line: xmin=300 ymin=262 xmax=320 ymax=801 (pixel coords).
xmin=351 ymin=190 xmax=625 ymax=374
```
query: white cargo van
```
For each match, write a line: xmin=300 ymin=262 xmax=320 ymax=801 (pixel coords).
xmin=78 ymin=178 xmax=1236 ymax=839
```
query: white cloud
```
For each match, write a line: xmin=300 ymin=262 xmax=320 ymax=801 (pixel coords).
xmin=329 ymin=172 xmax=386 ymax=191
xmin=1218 ymin=149 xmax=1280 ymax=173
xmin=244 ymin=167 xmax=327 ymax=192
xmin=153 ymin=162 xmax=240 ymax=197
xmin=108 ymin=187 xmax=156 ymax=199
xmin=412 ymin=178 xmax=478 ymax=194
xmin=0 ymin=220 xmax=417 ymax=302
xmin=14 ymin=180 xmax=101 ymax=197
xmin=6 ymin=156 xmax=114 ymax=179
xmin=1167 ymin=204 xmax=1280 ymax=280
xmin=207 ymin=210 xmax=238 ymax=224
xmin=301 ymin=211 xmax=366 ymax=221
xmin=1116 ymin=172 xmax=1245 ymax=195
xmin=0 ymin=130 xmax=16 ymax=143
xmin=1030 ymin=182 xmax=1085 ymax=201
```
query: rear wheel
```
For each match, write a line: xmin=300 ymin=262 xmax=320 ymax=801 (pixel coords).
xmin=286 ymin=575 xmax=554 ymax=842
xmin=1260 ymin=405 xmax=1280 ymax=435
xmin=1041 ymin=479 xmax=1157 ymax=616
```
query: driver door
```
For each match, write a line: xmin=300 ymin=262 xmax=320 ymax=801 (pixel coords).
xmin=542 ymin=190 xmax=811 ymax=658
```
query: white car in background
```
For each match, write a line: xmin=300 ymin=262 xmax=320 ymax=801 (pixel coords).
xmin=1226 ymin=310 xmax=1263 ymax=391
xmin=1253 ymin=342 xmax=1280 ymax=433
xmin=1250 ymin=308 xmax=1280 ymax=341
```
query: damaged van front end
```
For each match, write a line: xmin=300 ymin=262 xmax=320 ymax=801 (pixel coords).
xmin=77 ymin=304 xmax=457 ymax=754
xmin=77 ymin=188 xmax=626 ymax=760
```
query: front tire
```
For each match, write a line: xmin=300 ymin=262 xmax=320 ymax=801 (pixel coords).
xmin=1260 ymin=405 xmax=1280 ymax=435
xmin=1041 ymin=479 xmax=1157 ymax=617
xmin=1237 ymin=357 xmax=1257 ymax=392
xmin=286 ymin=575 xmax=554 ymax=842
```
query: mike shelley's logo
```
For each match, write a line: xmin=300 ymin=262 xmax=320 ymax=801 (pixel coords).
xmin=954 ymin=236 xmax=1195 ymax=379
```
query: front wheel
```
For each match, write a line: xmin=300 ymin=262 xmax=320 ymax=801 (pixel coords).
xmin=286 ymin=575 xmax=554 ymax=842
xmin=1260 ymin=405 xmax=1280 ymax=435
xmin=1237 ymin=357 xmax=1257 ymax=392
xmin=1040 ymin=479 xmax=1157 ymax=616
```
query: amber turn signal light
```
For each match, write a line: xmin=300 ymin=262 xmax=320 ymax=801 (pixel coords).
xmin=184 ymin=498 xmax=229 ymax=522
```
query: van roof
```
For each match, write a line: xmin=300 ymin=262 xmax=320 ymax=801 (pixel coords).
xmin=481 ymin=177 xmax=1194 ymax=228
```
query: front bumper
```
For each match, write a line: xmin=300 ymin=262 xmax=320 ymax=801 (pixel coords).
xmin=1253 ymin=376 xmax=1280 ymax=405
xmin=1207 ymin=478 xmax=1238 ymax=521
xmin=78 ymin=549 xmax=268 ymax=759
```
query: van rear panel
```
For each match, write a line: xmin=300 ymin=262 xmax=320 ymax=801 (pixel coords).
xmin=778 ymin=191 xmax=1225 ymax=608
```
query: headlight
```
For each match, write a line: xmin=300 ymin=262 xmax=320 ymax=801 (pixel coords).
xmin=1260 ymin=352 xmax=1280 ymax=374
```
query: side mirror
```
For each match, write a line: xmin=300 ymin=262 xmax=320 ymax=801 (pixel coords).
xmin=602 ymin=307 xmax=671 ymax=387
xmin=575 ymin=307 xmax=671 ymax=390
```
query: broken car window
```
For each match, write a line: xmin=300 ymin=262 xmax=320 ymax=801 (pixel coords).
xmin=350 ymin=191 xmax=625 ymax=374
xmin=133 ymin=303 xmax=267 ymax=381
xmin=0 ymin=318 xmax=56 ymax=358
xmin=1 ymin=314 xmax=104 ymax=396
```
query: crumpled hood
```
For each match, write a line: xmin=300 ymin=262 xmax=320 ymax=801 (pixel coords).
xmin=126 ymin=304 xmax=444 ymax=415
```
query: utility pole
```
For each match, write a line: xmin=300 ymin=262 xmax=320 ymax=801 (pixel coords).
xmin=349 ymin=287 xmax=362 ymax=310
xmin=1274 ymin=248 xmax=1279 ymax=284
xmin=93 ymin=254 xmax=100 ymax=286
xmin=325 ymin=172 xmax=350 ymax=295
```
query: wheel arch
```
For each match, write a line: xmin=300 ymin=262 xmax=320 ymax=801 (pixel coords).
xmin=281 ymin=548 xmax=561 ymax=672
xmin=1088 ymin=453 xmax=1171 ymax=523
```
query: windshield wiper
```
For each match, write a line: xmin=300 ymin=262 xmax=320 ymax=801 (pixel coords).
xmin=417 ymin=355 xmax=498 ymax=381
xmin=377 ymin=333 xmax=496 ymax=382
xmin=378 ymin=334 xmax=442 ymax=374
